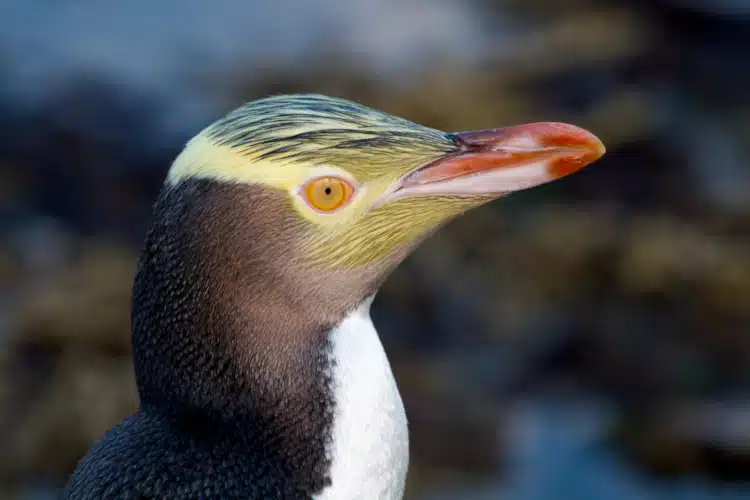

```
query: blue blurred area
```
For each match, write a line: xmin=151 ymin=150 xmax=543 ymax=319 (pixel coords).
xmin=426 ymin=400 xmax=750 ymax=500
xmin=0 ymin=0 xmax=492 ymax=131
xmin=0 ymin=1 xmax=749 ymax=499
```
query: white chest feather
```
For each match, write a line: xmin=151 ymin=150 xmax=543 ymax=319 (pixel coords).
xmin=314 ymin=299 xmax=409 ymax=500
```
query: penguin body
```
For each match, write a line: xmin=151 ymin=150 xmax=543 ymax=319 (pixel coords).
xmin=65 ymin=304 xmax=408 ymax=500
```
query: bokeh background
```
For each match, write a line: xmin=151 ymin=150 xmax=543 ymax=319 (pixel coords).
xmin=1 ymin=0 xmax=749 ymax=498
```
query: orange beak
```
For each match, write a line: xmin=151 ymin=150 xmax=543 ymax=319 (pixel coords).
xmin=391 ymin=122 xmax=605 ymax=199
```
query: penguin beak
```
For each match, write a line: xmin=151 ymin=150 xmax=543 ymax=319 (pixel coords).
xmin=388 ymin=122 xmax=605 ymax=200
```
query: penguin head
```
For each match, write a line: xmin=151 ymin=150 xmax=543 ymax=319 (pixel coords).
xmin=131 ymin=93 xmax=604 ymax=416
xmin=166 ymin=94 xmax=605 ymax=302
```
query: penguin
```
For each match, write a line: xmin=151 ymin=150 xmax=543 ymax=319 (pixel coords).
xmin=62 ymin=94 xmax=605 ymax=499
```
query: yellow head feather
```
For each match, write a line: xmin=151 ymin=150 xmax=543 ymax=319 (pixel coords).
xmin=167 ymin=94 xmax=480 ymax=267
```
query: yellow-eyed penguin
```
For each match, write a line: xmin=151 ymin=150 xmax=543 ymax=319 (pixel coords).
xmin=63 ymin=94 xmax=605 ymax=499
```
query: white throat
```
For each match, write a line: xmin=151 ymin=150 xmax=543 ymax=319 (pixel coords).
xmin=314 ymin=297 xmax=409 ymax=500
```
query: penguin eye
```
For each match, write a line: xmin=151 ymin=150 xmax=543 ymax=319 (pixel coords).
xmin=302 ymin=176 xmax=355 ymax=212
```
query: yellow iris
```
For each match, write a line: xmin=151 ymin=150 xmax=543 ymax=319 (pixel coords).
xmin=304 ymin=176 xmax=354 ymax=212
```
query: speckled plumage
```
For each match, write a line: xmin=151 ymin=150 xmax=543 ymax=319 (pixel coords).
xmin=63 ymin=410 xmax=322 ymax=499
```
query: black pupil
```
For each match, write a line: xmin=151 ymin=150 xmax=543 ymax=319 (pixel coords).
xmin=324 ymin=187 xmax=332 ymax=196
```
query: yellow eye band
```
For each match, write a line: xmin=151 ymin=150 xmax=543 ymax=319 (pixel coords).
xmin=302 ymin=176 xmax=356 ymax=213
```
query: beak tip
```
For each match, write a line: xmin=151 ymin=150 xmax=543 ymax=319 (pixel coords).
xmin=585 ymin=137 xmax=606 ymax=166
xmin=540 ymin=122 xmax=606 ymax=177
xmin=588 ymin=133 xmax=607 ymax=160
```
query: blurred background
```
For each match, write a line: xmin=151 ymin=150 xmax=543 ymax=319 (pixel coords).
xmin=1 ymin=0 xmax=749 ymax=498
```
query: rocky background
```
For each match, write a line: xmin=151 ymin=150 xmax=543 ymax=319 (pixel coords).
xmin=1 ymin=0 xmax=749 ymax=498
